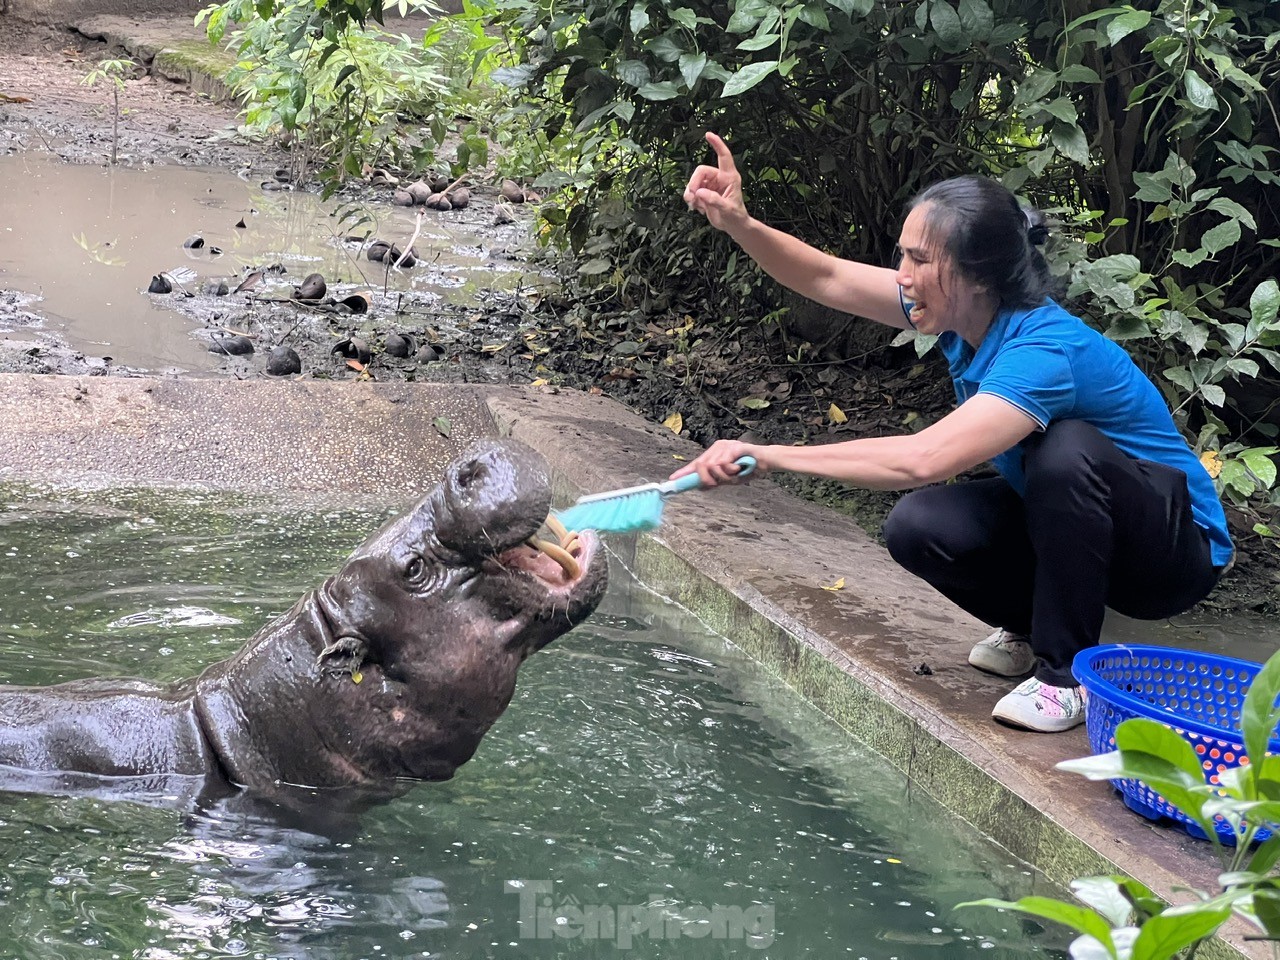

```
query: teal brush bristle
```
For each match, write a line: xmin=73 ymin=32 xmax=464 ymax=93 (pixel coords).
xmin=555 ymin=489 xmax=667 ymax=534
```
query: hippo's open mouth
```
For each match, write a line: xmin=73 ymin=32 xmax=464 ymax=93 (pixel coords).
xmin=494 ymin=513 xmax=596 ymax=588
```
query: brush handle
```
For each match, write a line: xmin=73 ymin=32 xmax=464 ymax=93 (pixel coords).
xmin=663 ymin=456 xmax=756 ymax=495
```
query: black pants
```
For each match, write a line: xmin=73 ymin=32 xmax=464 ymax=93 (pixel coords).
xmin=882 ymin=420 xmax=1222 ymax=686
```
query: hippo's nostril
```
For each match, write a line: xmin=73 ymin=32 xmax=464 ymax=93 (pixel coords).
xmin=455 ymin=460 xmax=487 ymax=488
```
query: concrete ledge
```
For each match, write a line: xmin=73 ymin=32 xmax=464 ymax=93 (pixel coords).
xmin=73 ymin=15 xmax=235 ymax=101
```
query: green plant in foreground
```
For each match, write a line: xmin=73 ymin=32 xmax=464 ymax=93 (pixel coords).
xmin=960 ymin=648 xmax=1280 ymax=960
xmin=81 ymin=57 xmax=135 ymax=165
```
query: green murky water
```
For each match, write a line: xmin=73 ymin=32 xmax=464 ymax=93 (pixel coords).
xmin=0 ymin=485 xmax=1065 ymax=958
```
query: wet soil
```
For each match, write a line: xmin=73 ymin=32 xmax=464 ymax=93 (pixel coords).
xmin=3 ymin=16 xmax=1278 ymax=617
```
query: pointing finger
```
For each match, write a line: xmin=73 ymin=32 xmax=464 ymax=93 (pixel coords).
xmin=705 ymin=131 xmax=738 ymax=174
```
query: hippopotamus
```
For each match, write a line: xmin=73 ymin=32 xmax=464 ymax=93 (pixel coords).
xmin=0 ymin=439 xmax=607 ymax=801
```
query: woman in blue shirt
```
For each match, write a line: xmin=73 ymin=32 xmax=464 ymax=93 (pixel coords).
xmin=675 ymin=132 xmax=1232 ymax=733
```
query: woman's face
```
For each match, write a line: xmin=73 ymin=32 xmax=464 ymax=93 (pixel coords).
xmin=895 ymin=204 xmax=988 ymax=337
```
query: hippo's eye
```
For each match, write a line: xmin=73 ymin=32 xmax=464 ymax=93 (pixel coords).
xmin=404 ymin=555 xmax=427 ymax=583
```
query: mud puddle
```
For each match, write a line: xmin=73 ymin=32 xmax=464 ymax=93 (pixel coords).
xmin=0 ymin=153 xmax=546 ymax=373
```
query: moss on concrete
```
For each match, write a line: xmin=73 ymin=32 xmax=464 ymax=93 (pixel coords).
xmin=151 ymin=41 xmax=236 ymax=100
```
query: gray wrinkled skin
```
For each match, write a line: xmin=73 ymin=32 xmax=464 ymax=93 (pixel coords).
xmin=0 ymin=439 xmax=607 ymax=799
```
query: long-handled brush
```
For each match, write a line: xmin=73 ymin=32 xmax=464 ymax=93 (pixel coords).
xmin=554 ymin=456 xmax=756 ymax=534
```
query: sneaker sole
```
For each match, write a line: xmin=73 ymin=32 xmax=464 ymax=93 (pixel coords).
xmin=990 ymin=703 xmax=1085 ymax=733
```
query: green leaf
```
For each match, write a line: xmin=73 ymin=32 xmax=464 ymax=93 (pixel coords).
xmin=1242 ymin=652 xmax=1280 ymax=787
xmin=1058 ymin=63 xmax=1101 ymax=83
xmin=1115 ymin=719 xmax=1208 ymax=786
xmin=645 ymin=36 xmax=685 ymax=62
xmin=1201 ymin=383 xmax=1226 ymax=407
xmin=1243 ymin=451 xmax=1278 ymax=488
xmin=1183 ymin=70 xmax=1218 ymax=111
xmin=669 ymin=7 xmax=698 ymax=28
xmin=678 ymin=52 xmax=707 ymax=88
xmin=1042 ymin=97 xmax=1078 ymax=124
xmin=929 ymin=2 xmax=964 ymax=49
xmin=1106 ymin=9 xmax=1151 ymax=45
xmin=720 ymin=60 xmax=779 ymax=97
xmin=956 ymin=896 xmax=1115 ymax=948
xmin=1051 ymin=122 xmax=1090 ymax=164
xmin=1201 ymin=218 xmax=1241 ymax=255
xmin=956 ymin=0 xmax=993 ymax=39
xmin=1130 ymin=903 xmax=1231 ymax=960
xmin=629 ymin=3 xmax=650 ymax=33
xmin=637 ymin=81 xmax=679 ymax=100
xmin=433 ymin=416 xmax=452 ymax=438
xmin=615 ymin=59 xmax=651 ymax=87
xmin=1254 ymin=888 xmax=1280 ymax=938
xmin=797 ymin=3 xmax=829 ymax=29
xmin=1070 ymin=877 xmax=1132 ymax=928
xmin=1251 ymin=280 xmax=1280 ymax=329
xmin=737 ymin=33 xmax=781 ymax=51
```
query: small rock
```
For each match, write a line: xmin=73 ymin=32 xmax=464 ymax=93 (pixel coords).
xmin=500 ymin=179 xmax=525 ymax=203
xmin=426 ymin=172 xmax=450 ymax=192
xmin=406 ymin=179 xmax=433 ymax=204
xmin=425 ymin=192 xmax=452 ymax=211
xmin=367 ymin=240 xmax=391 ymax=263
xmin=388 ymin=245 xmax=417 ymax=268
xmin=446 ymin=187 xmax=470 ymax=209
xmin=333 ymin=337 xmax=372 ymax=365
xmin=209 ymin=335 xmax=254 ymax=356
xmin=369 ymin=168 xmax=399 ymax=186
xmin=391 ymin=190 xmax=414 ymax=207
xmin=202 ymin=279 xmax=229 ymax=296
xmin=913 ymin=662 xmax=934 ymax=676
xmin=147 ymin=274 xmax=172 ymax=294
xmin=415 ymin=343 xmax=441 ymax=363
xmin=293 ymin=273 xmax=327 ymax=301
xmin=266 ymin=345 xmax=302 ymax=376
xmin=384 ymin=332 xmax=415 ymax=358
xmin=524 ymin=189 xmax=543 ymax=204
xmin=493 ymin=204 xmax=516 ymax=226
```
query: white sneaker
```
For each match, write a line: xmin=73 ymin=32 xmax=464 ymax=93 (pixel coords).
xmin=992 ymin=677 xmax=1087 ymax=733
xmin=968 ymin=629 xmax=1035 ymax=677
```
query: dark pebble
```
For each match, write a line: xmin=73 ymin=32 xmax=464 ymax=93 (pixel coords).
xmin=147 ymin=274 xmax=172 ymax=294
xmin=384 ymin=333 xmax=414 ymax=358
xmin=415 ymin=343 xmax=441 ymax=363
xmin=266 ymin=345 xmax=302 ymax=376
xmin=208 ymin=335 xmax=254 ymax=356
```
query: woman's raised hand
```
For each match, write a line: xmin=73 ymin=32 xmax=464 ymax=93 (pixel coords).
xmin=683 ymin=132 xmax=749 ymax=234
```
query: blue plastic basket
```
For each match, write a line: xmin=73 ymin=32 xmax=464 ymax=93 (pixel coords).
xmin=1073 ymin=644 xmax=1279 ymax=843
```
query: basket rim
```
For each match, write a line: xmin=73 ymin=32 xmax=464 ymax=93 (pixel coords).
xmin=1072 ymin=643 xmax=1280 ymax=750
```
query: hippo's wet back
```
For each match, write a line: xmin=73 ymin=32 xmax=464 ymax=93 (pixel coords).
xmin=0 ymin=439 xmax=607 ymax=797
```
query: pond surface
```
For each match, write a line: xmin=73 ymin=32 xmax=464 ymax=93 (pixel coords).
xmin=0 ymin=484 xmax=1066 ymax=959
xmin=0 ymin=154 xmax=542 ymax=373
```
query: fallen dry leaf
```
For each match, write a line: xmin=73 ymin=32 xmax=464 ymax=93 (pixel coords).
xmin=828 ymin=403 xmax=848 ymax=424
xmin=662 ymin=412 xmax=683 ymax=434
xmin=820 ymin=577 xmax=846 ymax=592
xmin=1200 ymin=449 xmax=1223 ymax=478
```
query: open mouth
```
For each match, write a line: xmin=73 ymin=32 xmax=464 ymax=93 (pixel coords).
xmin=497 ymin=513 xmax=592 ymax=584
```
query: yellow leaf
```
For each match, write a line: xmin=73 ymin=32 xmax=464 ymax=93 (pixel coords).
xmin=530 ymin=378 xmax=549 ymax=387
xmin=662 ymin=412 xmax=683 ymax=434
xmin=1200 ymin=449 xmax=1223 ymax=478
xmin=828 ymin=403 xmax=847 ymax=424
xmin=886 ymin=857 xmax=901 ymax=864
xmin=351 ymin=670 xmax=363 ymax=684
xmin=672 ymin=454 xmax=687 ymax=461
xmin=480 ymin=343 xmax=507 ymax=353
xmin=820 ymin=576 xmax=846 ymax=592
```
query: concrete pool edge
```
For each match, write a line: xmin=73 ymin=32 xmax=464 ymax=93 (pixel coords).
xmin=0 ymin=372 xmax=1255 ymax=958
xmin=486 ymin=386 xmax=1260 ymax=960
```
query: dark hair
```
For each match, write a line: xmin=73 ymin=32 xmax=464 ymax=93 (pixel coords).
xmin=905 ymin=175 xmax=1054 ymax=309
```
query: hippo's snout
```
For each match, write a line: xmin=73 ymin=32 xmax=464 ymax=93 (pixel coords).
xmin=437 ymin=440 xmax=553 ymax=557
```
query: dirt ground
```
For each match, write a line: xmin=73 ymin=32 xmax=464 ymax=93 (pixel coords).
xmin=2 ymin=16 xmax=1278 ymax=617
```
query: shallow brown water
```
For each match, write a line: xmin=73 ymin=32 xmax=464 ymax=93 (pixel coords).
xmin=0 ymin=153 xmax=541 ymax=372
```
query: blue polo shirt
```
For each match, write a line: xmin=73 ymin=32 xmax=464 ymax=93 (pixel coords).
xmin=930 ymin=299 xmax=1233 ymax=568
